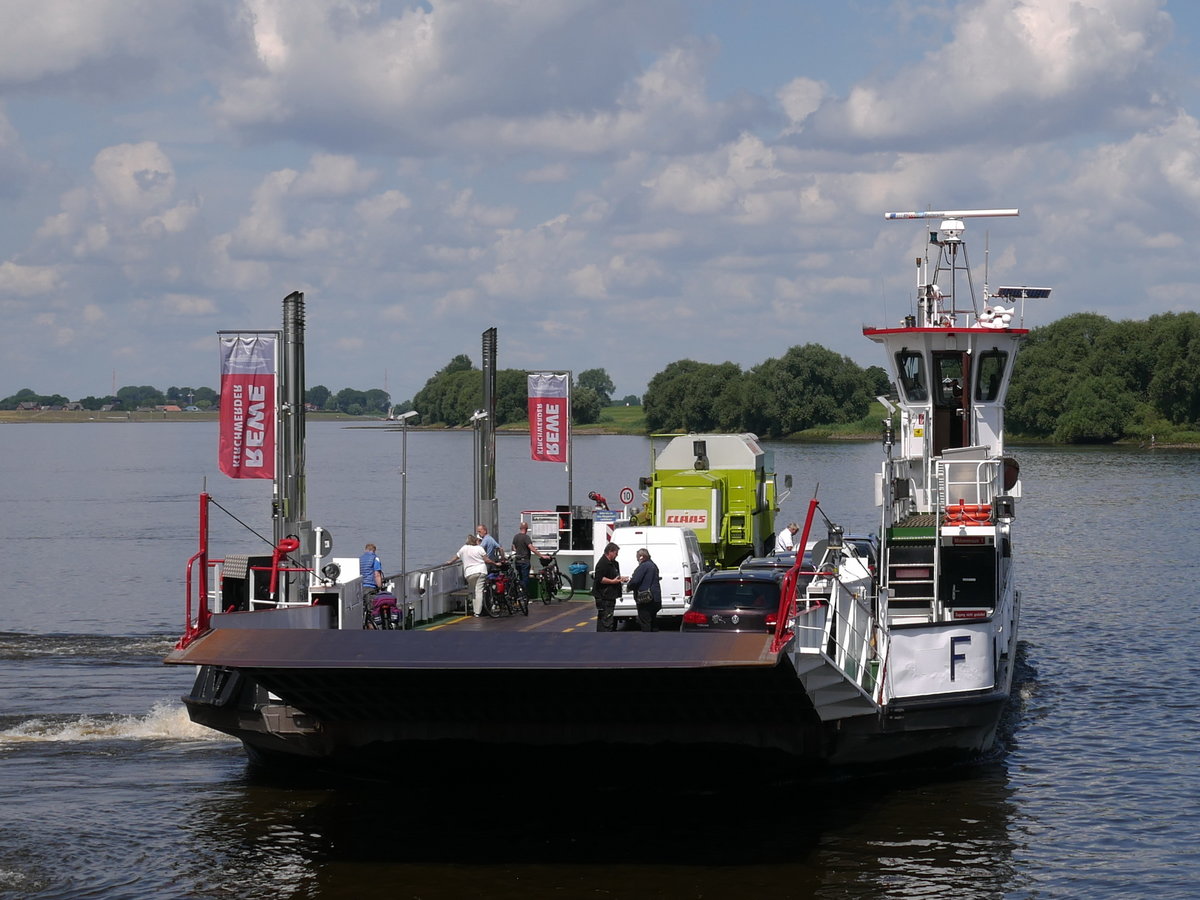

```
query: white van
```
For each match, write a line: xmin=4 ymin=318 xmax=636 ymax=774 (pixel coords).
xmin=599 ymin=526 xmax=706 ymax=621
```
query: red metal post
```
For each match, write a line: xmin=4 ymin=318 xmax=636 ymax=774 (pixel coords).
xmin=177 ymin=493 xmax=212 ymax=649
xmin=771 ymin=497 xmax=820 ymax=653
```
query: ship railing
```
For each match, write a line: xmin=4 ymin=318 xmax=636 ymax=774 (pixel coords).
xmin=937 ymin=449 xmax=1001 ymax=511
xmin=808 ymin=572 xmax=881 ymax=698
xmin=178 ymin=493 xmax=214 ymax=649
xmin=383 ymin=562 xmax=467 ymax=626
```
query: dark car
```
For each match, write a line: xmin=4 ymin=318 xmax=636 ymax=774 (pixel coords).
xmin=738 ymin=549 xmax=811 ymax=572
xmin=745 ymin=534 xmax=877 ymax=577
xmin=681 ymin=568 xmax=788 ymax=633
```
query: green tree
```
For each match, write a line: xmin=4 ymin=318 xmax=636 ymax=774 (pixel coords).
xmin=1007 ymin=313 xmax=1118 ymax=438
xmin=117 ymin=385 xmax=166 ymax=409
xmin=495 ymin=370 xmax=529 ymax=426
xmin=306 ymin=384 xmax=332 ymax=409
xmin=1146 ymin=312 xmax=1200 ymax=425
xmin=746 ymin=344 xmax=874 ymax=438
xmin=578 ymin=368 xmax=615 ymax=406
xmin=572 ymin=385 xmax=602 ymax=424
xmin=364 ymin=388 xmax=391 ymax=416
xmin=643 ymin=360 xmax=743 ymax=433
xmin=194 ymin=387 xmax=217 ymax=409
xmin=1052 ymin=375 xmax=1137 ymax=443
xmin=0 ymin=388 xmax=39 ymax=410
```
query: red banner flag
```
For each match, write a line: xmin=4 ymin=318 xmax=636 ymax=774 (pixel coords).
xmin=527 ymin=373 xmax=568 ymax=463
xmin=219 ymin=334 xmax=276 ymax=479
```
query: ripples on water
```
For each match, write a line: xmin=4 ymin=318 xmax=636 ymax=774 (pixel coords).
xmin=2 ymin=430 xmax=1200 ymax=898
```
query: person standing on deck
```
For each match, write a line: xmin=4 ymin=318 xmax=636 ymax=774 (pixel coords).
xmin=592 ymin=542 xmax=628 ymax=632
xmin=511 ymin=521 xmax=548 ymax=596
xmin=360 ymin=543 xmax=384 ymax=598
xmin=626 ymin=548 xmax=662 ymax=632
xmin=775 ymin=522 xmax=800 ymax=554
xmin=476 ymin=524 xmax=503 ymax=562
xmin=449 ymin=534 xmax=490 ymax=617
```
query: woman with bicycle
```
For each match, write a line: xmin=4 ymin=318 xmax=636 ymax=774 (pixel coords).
xmin=447 ymin=533 xmax=490 ymax=617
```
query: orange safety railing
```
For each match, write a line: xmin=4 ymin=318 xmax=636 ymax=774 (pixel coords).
xmin=176 ymin=493 xmax=212 ymax=649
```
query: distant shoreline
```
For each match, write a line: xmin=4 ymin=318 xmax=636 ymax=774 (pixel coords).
xmin=3 ymin=411 xmax=1193 ymax=447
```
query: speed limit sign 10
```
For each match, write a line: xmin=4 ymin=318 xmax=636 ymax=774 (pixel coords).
xmin=618 ymin=486 xmax=635 ymax=505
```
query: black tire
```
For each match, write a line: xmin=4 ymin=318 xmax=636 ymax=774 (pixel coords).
xmin=485 ymin=585 xmax=502 ymax=618
xmin=553 ymin=572 xmax=574 ymax=601
xmin=515 ymin=585 xmax=529 ymax=616
xmin=540 ymin=573 xmax=553 ymax=604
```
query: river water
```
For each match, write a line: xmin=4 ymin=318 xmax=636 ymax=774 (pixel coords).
xmin=1 ymin=423 xmax=1198 ymax=899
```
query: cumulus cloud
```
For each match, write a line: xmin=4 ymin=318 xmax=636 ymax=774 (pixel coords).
xmin=800 ymin=0 xmax=1174 ymax=149
xmin=92 ymin=142 xmax=176 ymax=215
xmin=0 ymin=260 xmax=60 ymax=295
xmin=0 ymin=0 xmax=240 ymax=92
xmin=213 ymin=0 xmax=760 ymax=157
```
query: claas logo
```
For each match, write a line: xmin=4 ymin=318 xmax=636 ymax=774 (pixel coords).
xmin=666 ymin=513 xmax=707 ymax=525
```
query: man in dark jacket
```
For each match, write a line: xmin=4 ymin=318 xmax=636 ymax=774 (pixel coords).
xmin=627 ymin=547 xmax=662 ymax=632
xmin=591 ymin=542 xmax=627 ymax=632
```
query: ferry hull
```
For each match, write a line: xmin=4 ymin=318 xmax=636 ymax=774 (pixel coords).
xmin=172 ymin=628 xmax=1011 ymax=771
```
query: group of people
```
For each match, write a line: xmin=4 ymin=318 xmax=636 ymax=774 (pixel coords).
xmin=447 ymin=523 xmax=552 ymax=618
xmin=591 ymin=541 xmax=661 ymax=632
xmin=363 ymin=523 xmax=665 ymax=631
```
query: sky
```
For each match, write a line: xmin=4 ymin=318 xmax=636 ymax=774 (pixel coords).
xmin=2 ymin=0 xmax=1199 ymax=405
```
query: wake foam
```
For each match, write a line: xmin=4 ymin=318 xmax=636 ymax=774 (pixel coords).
xmin=0 ymin=701 xmax=235 ymax=744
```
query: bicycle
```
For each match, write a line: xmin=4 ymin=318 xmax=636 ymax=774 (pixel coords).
xmin=535 ymin=552 xmax=574 ymax=604
xmin=363 ymin=590 xmax=402 ymax=629
xmin=484 ymin=559 xmax=528 ymax=617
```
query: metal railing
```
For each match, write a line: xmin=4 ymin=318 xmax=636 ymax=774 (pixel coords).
xmin=792 ymin=572 xmax=882 ymax=701
xmin=938 ymin=454 xmax=1000 ymax=511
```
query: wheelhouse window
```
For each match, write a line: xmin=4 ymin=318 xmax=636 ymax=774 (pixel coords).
xmin=933 ymin=355 xmax=965 ymax=408
xmin=895 ymin=350 xmax=928 ymax=402
xmin=974 ymin=349 xmax=1008 ymax=402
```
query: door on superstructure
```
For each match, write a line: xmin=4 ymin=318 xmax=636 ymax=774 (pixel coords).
xmin=931 ymin=351 xmax=971 ymax=454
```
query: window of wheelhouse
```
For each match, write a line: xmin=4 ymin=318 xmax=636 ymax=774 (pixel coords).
xmin=933 ymin=354 xmax=967 ymax=408
xmin=974 ymin=349 xmax=1008 ymax=402
xmin=895 ymin=350 xmax=928 ymax=401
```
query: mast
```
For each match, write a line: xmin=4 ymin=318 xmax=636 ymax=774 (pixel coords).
xmin=479 ymin=327 xmax=499 ymax=536
xmin=275 ymin=292 xmax=307 ymax=599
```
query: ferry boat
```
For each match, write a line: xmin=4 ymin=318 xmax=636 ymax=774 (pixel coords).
xmin=166 ymin=209 xmax=1042 ymax=771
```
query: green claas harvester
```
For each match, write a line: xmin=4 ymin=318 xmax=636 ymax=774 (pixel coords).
xmin=638 ymin=433 xmax=790 ymax=569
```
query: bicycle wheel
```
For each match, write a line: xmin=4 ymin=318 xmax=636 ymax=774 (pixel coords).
xmin=485 ymin=584 xmax=502 ymax=617
xmin=553 ymin=572 xmax=574 ymax=601
xmin=540 ymin=573 xmax=553 ymax=604
xmin=515 ymin=584 xmax=529 ymax=615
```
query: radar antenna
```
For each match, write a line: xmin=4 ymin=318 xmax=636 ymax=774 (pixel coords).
xmin=885 ymin=209 xmax=1019 ymax=327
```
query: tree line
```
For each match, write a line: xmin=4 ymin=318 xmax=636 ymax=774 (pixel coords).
xmin=6 ymin=311 xmax=1199 ymax=443
xmin=1007 ymin=311 xmax=1200 ymax=442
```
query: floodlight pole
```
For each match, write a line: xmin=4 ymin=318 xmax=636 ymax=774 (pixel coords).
xmin=397 ymin=410 xmax=418 ymax=618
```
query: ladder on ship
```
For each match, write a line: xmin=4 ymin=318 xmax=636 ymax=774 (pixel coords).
xmin=885 ymin=516 xmax=938 ymax=623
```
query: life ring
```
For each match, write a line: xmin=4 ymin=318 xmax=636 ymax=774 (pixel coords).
xmin=944 ymin=502 xmax=992 ymax=525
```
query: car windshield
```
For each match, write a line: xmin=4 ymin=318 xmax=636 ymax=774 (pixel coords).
xmin=692 ymin=580 xmax=779 ymax=610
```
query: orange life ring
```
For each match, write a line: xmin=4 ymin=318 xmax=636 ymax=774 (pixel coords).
xmin=945 ymin=502 xmax=992 ymax=525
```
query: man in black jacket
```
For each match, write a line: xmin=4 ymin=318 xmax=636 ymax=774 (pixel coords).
xmin=627 ymin=548 xmax=662 ymax=632
xmin=591 ymin=542 xmax=627 ymax=632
